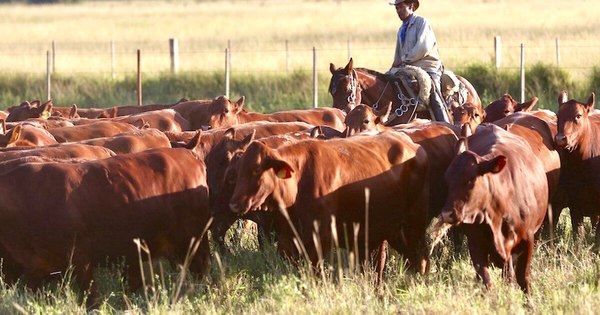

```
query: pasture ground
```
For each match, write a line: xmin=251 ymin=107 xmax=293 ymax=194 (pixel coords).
xmin=0 ymin=211 xmax=597 ymax=314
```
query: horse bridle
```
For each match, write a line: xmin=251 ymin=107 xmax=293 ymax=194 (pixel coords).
xmin=329 ymin=69 xmax=362 ymax=106
xmin=373 ymin=76 xmax=419 ymax=123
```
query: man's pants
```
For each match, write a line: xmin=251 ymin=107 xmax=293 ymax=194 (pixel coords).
xmin=428 ymin=71 xmax=451 ymax=124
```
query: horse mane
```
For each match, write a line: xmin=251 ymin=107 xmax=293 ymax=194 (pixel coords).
xmin=356 ymin=68 xmax=386 ymax=80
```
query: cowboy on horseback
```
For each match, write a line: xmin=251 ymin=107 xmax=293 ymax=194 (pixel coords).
xmin=386 ymin=0 xmax=450 ymax=124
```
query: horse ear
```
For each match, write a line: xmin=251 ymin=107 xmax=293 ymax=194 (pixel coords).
xmin=558 ymin=91 xmax=568 ymax=107
xmin=344 ymin=58 xmax=353 ymax=74
xmin=329 ymin=63 xmax=337 ymax=75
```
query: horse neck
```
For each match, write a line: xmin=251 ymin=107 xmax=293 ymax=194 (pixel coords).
xmin=357 ymin=71 xmax=392 ymax=106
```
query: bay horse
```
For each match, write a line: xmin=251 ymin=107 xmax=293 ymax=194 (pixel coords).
xmin=329 ymin=58 xmax=482 ymax=126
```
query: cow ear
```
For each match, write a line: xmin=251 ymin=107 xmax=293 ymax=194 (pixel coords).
xmin=240 ymin=130 xmax=256 ymax=150
xmin=0 ymin=119 xmax=5 ymax=135
xmin=184 ymin=130 xmax=202 ymax=150
xmin=265 ymin=158 xmax=294 ymax=179
xmin=455 ymin=137 xmax=468 ymax=155
xmin=460 ymin=123 xmax=472 ymax=138
xmin=223 ymin=128 xmax=236 ymax=140
xmin=233 ymin=96 xmax=245 ymax=114
xmin=69 ymin=104 xmax=79 ymax=119
xmin=7 ymin=124 xmax=22 ymax=146
xmin=558 ymin=91 xmax=568 ymax=107
xmin=374 ymin=101 xmax=392 ymax=125
xmin=586 ymin=92 xmax=595 ymax=111
xmin=310 ymin=126 xmax=324 ymax=138
xmin=39 ymin=101 xmax=52 ymax=119
xmin=516 ymin=97 xmax=538 ymax=112
xmin=329 ymin=63 xmax=337 ymax=75
xmin=478 ymin=155 xmax=507 ymax=175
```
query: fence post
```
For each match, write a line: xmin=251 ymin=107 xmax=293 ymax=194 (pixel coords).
xmin=225 ymin=48 xmax=230 ymax=98
xmin=51 ymin=40 xmax=56 ymax=74
xmin=169 ymin=38 xmax=179 ymax=74
xmin=285 ymin=40 xmax=289 ymax=73
xmin=313 ymin=47 xmax=318 ymax=108
xmin=347 ymin=38 xmax=351 ymax=60
xmin=111 ymin=40 xmax=116 ymax=79
xmin=520 ymin=43 xmax=525 ymax=104
xmin=137 ymin=49 xmax=142 ymax=106
xmin=555 ymin=37 xmax=560 ymax=66
xmin=494 ymin=36 xmax=502 ymax=69
xmin=46 ymin=50 xmax=51 ymax=101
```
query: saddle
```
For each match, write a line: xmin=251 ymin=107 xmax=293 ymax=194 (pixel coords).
xmin=441 ymin=70 xmax=468 ymax=107
xmin=386 ymin=65 xmax=432 ymax=111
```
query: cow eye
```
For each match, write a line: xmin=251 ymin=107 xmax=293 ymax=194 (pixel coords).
xmin=575 ymin=114 xmax=582 ymax=121
xmin=251 ymin=168 xmax=260 ymax=176
xmin=363 ymin=119 xmax=370 ymax=124
xmin=474 ymin=113 xmax=480 ymax=118
xmin=503 ymin=110 xmax=510 ymax=114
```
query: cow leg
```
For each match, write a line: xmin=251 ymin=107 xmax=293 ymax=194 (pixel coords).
xmin=501 ymin=255 xmax=515 ymax=284
xmin=188 ymin=237 xmax=211 ymax=278
xmin=372 ymin=240 xmax=388 ymax=288
xmin=74 ymin=262 xmax=100 ymax=309
xmin=570 ymin=206 xmax=586 ymax=242
xmin=465 ymin=229 xmax=492 ymax=290
xmin=514 ymin=237 xmax=534 ymax=294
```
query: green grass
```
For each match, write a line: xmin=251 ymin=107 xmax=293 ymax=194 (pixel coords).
xmin=0 ymin=62 xmax=596 ymax=113
xmin=0 ymin=211 xmax=598 ymax=314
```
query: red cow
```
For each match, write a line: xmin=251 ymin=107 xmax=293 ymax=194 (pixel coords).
xmin=0 ymin=123 xmax=59 ymax=147
xmin=0 ymin=146 xmax=211 ymax=307
xmin=441 ymin=124 xmax=548 ymax=293
xmin=48 ymin=120 xmax=143 ymax=142
xmin=203 ymin=95 xmax=346 ymax=131
xmin=228 ymin=131 xmax=430 ymax=283
xmin=115 ymin=109 xmax=191 ymax=132
xmin=554 ymin=91 xmax=600 ymax=243
xmin=492 ymin=112 xmax=564 ymax=239
xmin=76 ymin=128 xmax=171 ymax=154
xmin=451 ymin=102 xmax=485 ymax=133
xmin=6 ymin=100 xmax=52 ymax=122
xmin=0 ymin=142 xmax=116 ymax=162
xmin=483 ymin=94 xmax=538 ymax=123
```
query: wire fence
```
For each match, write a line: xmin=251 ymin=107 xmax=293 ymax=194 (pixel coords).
xmin=2 ymin=37 xmax=598 ymax=79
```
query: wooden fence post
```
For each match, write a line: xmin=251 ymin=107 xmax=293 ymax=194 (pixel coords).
xmin=111 ymin=40 xmax=116 ymax=79
xmin=555 ymin=37 xmax=560 ymax=66
xmin=169 ymin=38 xmax=179 ymax=74
xmin=494 ymin=36 xmax=502 ymax=69
xmin=225 ymin=48 xmax=230 ymax=98
xmin=520 ymin=43 xmax=525 ymax=103
xmin=137 ymin=49 xmax=142 ymax=106
xmin=313 ymin=47 xmax=318 ymax=108
xmin=46 ymin=50 xmax=51 ymax=101
xmin=51 ymin=40 xmax=56 ymax=74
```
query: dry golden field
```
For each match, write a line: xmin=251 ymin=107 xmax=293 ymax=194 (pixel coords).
xmin=0 ymin=0 xmax=599 ymax=78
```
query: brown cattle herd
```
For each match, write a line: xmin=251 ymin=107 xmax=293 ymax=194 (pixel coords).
xmin=0 ymin=82 xmax=597 ymax=307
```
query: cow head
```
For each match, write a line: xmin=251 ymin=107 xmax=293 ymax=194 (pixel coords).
xmin=483 ymin=94 xmax=538 ymax=123
xmin=442 ymin=137 xmax=507 ymax=225
xmin=229 ymin=141 xmax=295 ymax=215
xmin=451 ymin=102 xmax=484 ymax=132
xmin=6 ymin=100 xmax=53 ymax=122
xmin=343 ymin=103 xmax=390 ymax=137
xmin=555 ymin=91 xmax=595 ymax=151
xmin=329 ymin=58 xmax=362 ymax=113
xmin=205 ymin=128 xmax=255 ymax=201
xmin=207 ymin=96 xmax=245 ymax=130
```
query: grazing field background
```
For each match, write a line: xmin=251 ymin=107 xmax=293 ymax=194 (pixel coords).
xmin=1 ymin=0 xmax=600 ymax=110
xmin=0 ymin=2 xmax=599 ymax=312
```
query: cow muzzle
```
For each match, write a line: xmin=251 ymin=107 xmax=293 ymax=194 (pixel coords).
xmin=554 ymin=134 xmax=568 ymax=148
xmin=441 ymin=208 xmax=461 ymax=225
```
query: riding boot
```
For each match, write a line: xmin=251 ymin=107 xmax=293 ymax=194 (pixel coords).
xmin=429 ymin=87 xmax=451 ymax=124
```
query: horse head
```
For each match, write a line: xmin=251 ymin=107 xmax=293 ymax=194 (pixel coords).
xmin=329 ymin=58 xmax=362 ymax=113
